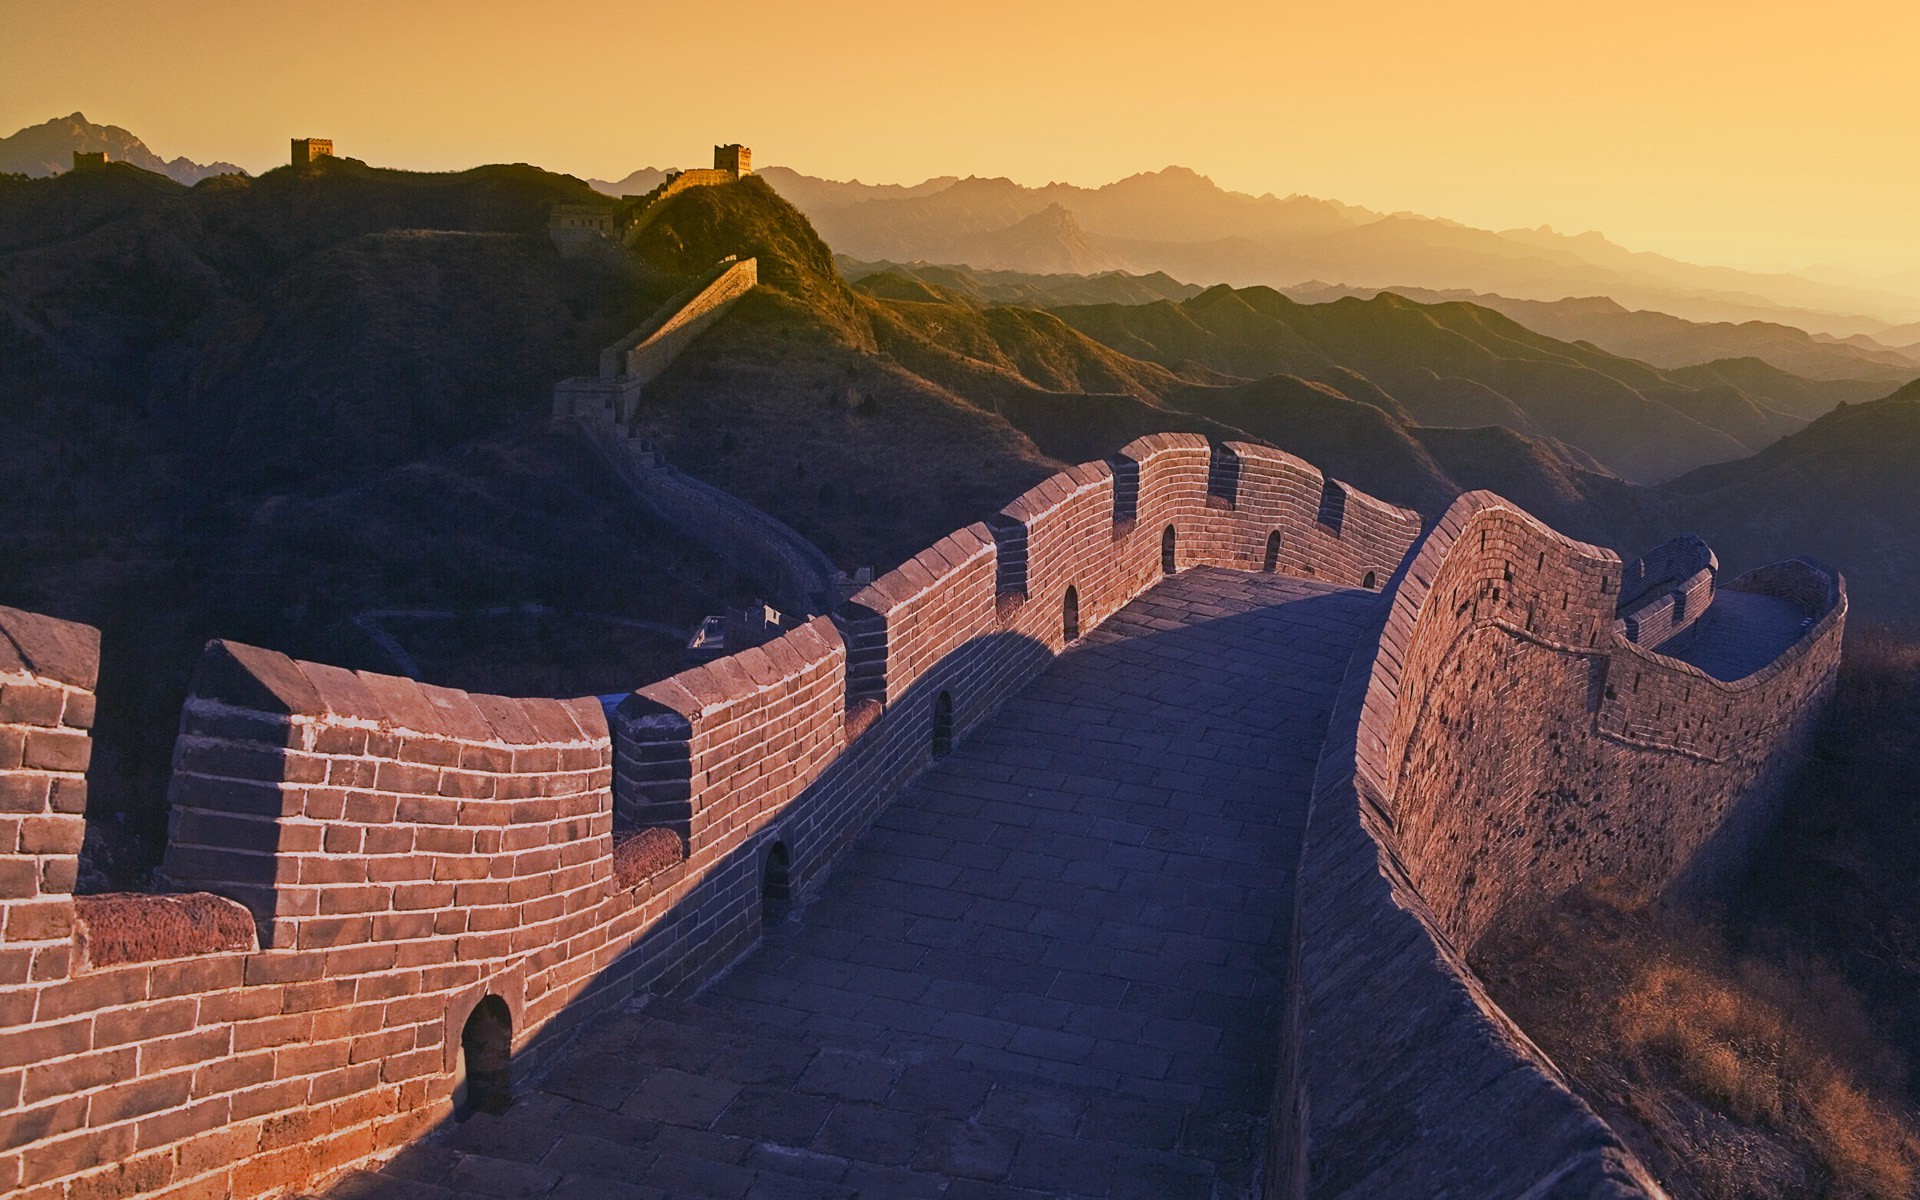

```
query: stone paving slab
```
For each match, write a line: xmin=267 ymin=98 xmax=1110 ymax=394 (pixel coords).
xmin=323 ymin=569 xmax=1377 ymax=1200
xmin=1656 ymin=589 xmax=1811 ymax=681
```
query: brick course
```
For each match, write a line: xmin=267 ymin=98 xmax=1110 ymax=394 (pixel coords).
xmin=1276 ymin=491 xmax=1844 ymax=1198
xmin=0 ymin=606 xmax=98 ymax=995
xmin=0 ymin=442 xmax=1839 ymax=1200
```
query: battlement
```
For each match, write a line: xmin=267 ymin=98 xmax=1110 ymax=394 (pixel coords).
xmin=0 ymin=434 xmax=1844 ymax=1200
xmin=291 ymin=138 xmax=334 ymax=167
xmin=546 ymin=143 xmax=750 ymax=255
xmin=0 ymin=605 xmax=98 ymax=985
xmin=70 ymin=151 xmax=107 ymax=171
xmin=1279 ymin=493 xmax=1844 ymax=1194
xmin=0 ymin=436 xmax=1423 ymax=1197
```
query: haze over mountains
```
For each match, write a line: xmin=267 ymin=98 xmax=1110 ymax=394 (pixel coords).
xmin=841 ymin=258 xmax=1920 ymax=397
xmin=1279 ymin=284 xmax=1920 ymax=383
xmin=0 ymin=112 xmax=245 ymax=184
xmin=15 ymin=110 xmax=1917 ymax=344
xmin=1043 ymin=286 xmax=1817 ymax=483
xmin=590 ymin=162 xmax=1920 ymax=340
xmin=9 ymin=123 xmax=1920 ymax=888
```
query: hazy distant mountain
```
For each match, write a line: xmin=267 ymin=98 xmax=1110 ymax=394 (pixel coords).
xmin=753 ymin=166 xmax=960 ymax=212
xmin=802 ymin=175 xmax=1057 ymax=260
xmin=586 ymin=164 xmax=958 ymax=208
xmin=676 ymin=163 xmax=1920 ymax=337
xmin=937 ymin=204 xmax=1129 ymax=275
xmin=1275 ymin=284 xmax=1920 ymax=386
xmin=0 ymin=112 xmax=245 ymax=184
xmin=586 ymin=166 xmax=669 ymax=197
xmin=1872 ymin=321 xmax=1920 ymax=349
xmin=1800 ymin=263 xmax=1920 ymax=294
xmin=1051 ymin=285 xmax=1822 ymax=483
xmin=839 ymin=258 xmax=1203 ymax=307
xmin=1669 ymin=382 xmax=1920 ymax=621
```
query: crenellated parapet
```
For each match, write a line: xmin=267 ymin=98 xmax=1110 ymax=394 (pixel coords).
xmin=0 ymin=435 xmax=1420 ymax=1200
xmin=0 ymin=432 xmax=1845 ymax=1200
xmin=158 ymin=640 xmax=615 ymax=954
xmin=1278 ymin=491 xmax=1845 ymax=1197
xmin=0 ymin=606 xmax=99 ymax=987
xmin=552 ymin=256 xmax=760 ymax=428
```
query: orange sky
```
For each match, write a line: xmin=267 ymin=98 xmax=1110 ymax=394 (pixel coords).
xmin=8 ymin=0 xmax=1917 ymax=277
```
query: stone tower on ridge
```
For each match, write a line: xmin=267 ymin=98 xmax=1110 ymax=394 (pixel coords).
xmin=714 ymin=143 xmax=751 ymax=175
xmin=291 ymin=137 xmax=334 ymax=167
xmin=71 ymin=150 xmax=107 ymax=170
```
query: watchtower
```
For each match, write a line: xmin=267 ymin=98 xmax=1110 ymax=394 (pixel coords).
xmin=714 ymin=144 xmax=751 ymax=176
xmin=291 ymin=138 xmax=335 ymax=167
xmin=71 ymin=151 xmax=107 ymax=170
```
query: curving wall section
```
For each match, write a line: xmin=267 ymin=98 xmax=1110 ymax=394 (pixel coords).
xmin=1 ymin=441 xmax=1841 ymax=1200
xmin=582 ymin=428 xmax=841 ymax=617
xmin=0 ymin=434 xmax=1419 ymax=1200
xmin=1278 ymin=491 xmax=1844 ymax=1197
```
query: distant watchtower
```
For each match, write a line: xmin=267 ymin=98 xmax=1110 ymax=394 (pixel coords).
xmin=291 ymin=138 xmax=334 ymax=167
xmin=714 ymin=144 xmax=751 ymax=176
xmin=71 ymin=151 xmax=107 ymax=171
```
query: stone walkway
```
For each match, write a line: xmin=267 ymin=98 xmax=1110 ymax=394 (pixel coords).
xmin=319 ymin=570 xmax=1378 ymax=1200
xmin=1657 ymin=589 xmax=1811 ymax=682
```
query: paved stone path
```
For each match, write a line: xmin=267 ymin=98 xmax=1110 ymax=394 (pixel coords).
xmin=319 ymin=570 xmax=1377 ymax=1200
xmin=1657 ymin=589 xmax=1811 ymax=682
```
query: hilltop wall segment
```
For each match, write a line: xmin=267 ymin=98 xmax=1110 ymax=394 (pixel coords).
xmin=1279 ymin=491 xmax=1844 ymax=1197
xmin=0 ymin=432 xmax=1843 ymax=1200
xmin=581 ymin=427 xmax=840 ymax=617
xmin=553 ymin=256 xmax=842 ymax=616
xmin=0 ymin=436 xmax=1420 ymax=1200
xmin=553 ymin=256 xmax=760 ymax=428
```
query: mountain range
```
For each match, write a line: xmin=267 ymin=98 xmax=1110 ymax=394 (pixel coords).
xmin=0 ymin=112 xmax=245 ymax=184
xmin=1042 ymin=286 xmax=1825 ymax=483
xmin=572 ymin=174 xmax=1920 ymax=629
xmin=586 ymin=162 xmax=1920 ymax=340
xmin=1277 ymin=284 xmax=1920 ymax=383
xmin=8 ymin=142 xmax=1920 ymax=888
xmin=837 ymin=257 xmax=1204 ymax=308
xmin=838 ymin=259 xmax=1920 ymax=399
xmin=0 ymin=156 xmax=742 ymax=881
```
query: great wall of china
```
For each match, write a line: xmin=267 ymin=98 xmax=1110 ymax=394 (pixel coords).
xmin=0 ymin=171 xmax=1848 ymax=1199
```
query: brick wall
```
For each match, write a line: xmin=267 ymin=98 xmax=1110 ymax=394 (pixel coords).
xmin=613 ymin=618 xmax=846 ymax=858
xmin=1275 ymin=492 xmax=1845 ymax=1197
xmin=578 ymin=426 xmax=839 ymax=616
xmin=556 ymin=258 xmax=755 ymax=423
xmin=554 ymin=256 xmax=839 ymax=615
xmin=16 ymin=435 xmax=1839 ymax=1200
xmin=0 ymin=607 xmax=98 ymax=990
xmin=611 ymin=435 xmax=1421 ymax=931
xmin=1618 ymin=533 xmax=1718 ymax=648
xmin=1211 ymin=442 xmax=1421 ymax=587
xmin=618 ymin=170 xmax=742 ymax=243
xmin=160 ymin=640 xmax=615 ymax=954
xmin=619 ymin=258 xmax=758 ymax=383
xmin=0 ymin=630 xmax=823 ymax=1199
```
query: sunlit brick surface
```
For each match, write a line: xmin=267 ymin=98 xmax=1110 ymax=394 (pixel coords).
xmin=325 ymin=570 xmax=1375 ymax=1199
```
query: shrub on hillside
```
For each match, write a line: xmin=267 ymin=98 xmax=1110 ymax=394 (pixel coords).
xmin=1478 ymin=885 xmax=1920 ymax=1198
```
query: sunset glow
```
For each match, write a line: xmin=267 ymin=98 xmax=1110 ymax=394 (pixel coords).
xmin=9 ymin=0 xmax=1918 ymax=276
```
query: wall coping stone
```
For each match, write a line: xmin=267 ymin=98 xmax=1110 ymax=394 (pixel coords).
xmin=0 ymin=606 xmax=101 ymax=690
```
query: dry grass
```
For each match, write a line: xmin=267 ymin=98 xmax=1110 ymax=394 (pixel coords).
xmin=1477 ymin=628 xmax=1920 ymax=1199
xmin=1612 ymin=954 xmax=1918 ymax=1196
xmin=1479 ymin=886 xmax=1920 ymax=1198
